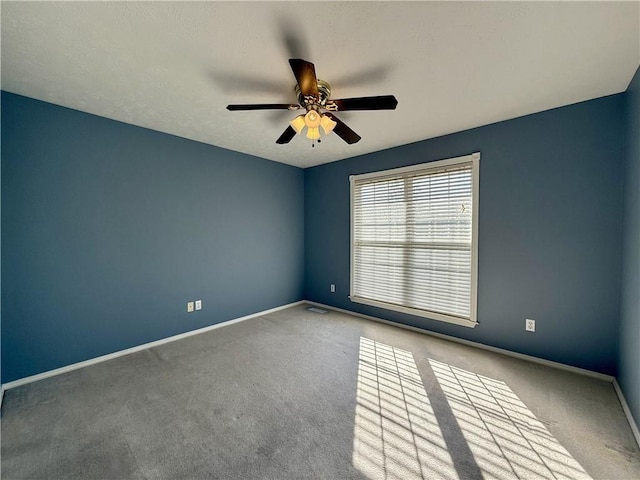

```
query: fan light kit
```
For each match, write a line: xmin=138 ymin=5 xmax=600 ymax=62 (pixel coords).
xmin=227 ymin=59 xmax=398 ymax=146
xmin=290 ymin=110 xmax=336 ymax=140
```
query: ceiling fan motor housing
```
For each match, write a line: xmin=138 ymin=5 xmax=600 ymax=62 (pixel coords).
xmin=296 ymin=80 xmax=334 ymax=110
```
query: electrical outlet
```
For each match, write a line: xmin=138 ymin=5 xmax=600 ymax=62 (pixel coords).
xmin=526 ymin=318 xmax=536 ymax=332
xmin=187 ymin=301 xmax=195 ymax=313
xmin=330 ymin=284 xmax=335 ymax=293
xmin=195 ymin=300 xmax=202 ymax=311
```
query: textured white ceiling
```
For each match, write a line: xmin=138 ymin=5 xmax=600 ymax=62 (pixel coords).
xmin=2 ymin=2 xmax=639 ymax=168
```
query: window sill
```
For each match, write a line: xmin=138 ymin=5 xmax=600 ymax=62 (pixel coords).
xmin=349 ymin=296 xmax=478 ymax=329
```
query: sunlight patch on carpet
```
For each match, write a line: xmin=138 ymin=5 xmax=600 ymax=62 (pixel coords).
xmin=352 ymin=337 xmax=592 ymax=480
xmin=352 ymin=337 xmax=458 ymax=480
xmin=429 ymin=359 xmax=592 ymax=480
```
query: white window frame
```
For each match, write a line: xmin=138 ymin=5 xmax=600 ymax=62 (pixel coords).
xmin=350 ymin=152 xmax=480 ymax=328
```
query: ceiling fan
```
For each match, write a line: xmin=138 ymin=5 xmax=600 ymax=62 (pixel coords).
xmin=226 ymin=59 xmax=398 ymax=145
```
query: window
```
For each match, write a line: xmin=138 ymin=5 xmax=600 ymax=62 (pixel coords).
xmin=350 ymin=152 xmax=479 ymax=328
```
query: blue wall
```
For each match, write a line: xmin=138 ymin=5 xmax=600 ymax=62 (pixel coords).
xmin=1 ymin=84 xmax=634 ymax=387
xmin=1 ymin=92 xmax=305 ymax=383
xmin=305 ymin=94 xmax=625 ymax=375
xmin=620 ymin=66 xmax=640 ymax=426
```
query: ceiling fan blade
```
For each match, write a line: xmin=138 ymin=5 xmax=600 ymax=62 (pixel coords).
xmin=331 ymin=95 xmax=398 ymax=111
xmin=289 ymin=59 xmax=318 ymax=97
xmin=324 ymin=113 xmax=361 ymax=144
xmin=227 ymin=104 xmax=298 ymax=111
xmin=276 ymin=126 xmax=297 ymax=144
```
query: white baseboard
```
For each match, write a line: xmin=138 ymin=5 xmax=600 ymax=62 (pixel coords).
xmin=1 ymin=301 xmax=305 ymax=393
xmin=305 ymin=301 xmax=614 ymax=382
xmin=613 ymin=378 xmax=640 ymax=449
xmin=3 ymin=298 xmax=638 ymax=452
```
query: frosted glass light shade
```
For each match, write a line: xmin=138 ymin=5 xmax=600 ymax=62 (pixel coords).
xmin=320 ymin=115 xmax=337 ymax=134
xmin=290 ymin=115 xmax=306 ymax=134
xmin=306 ymin=127 xmax=320 ymax=140
xmin=304 ymin=110 xmax=321 ymax=128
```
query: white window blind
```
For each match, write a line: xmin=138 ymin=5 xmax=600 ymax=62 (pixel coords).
xmin=350 ymin=153 xmax=479 ymax=328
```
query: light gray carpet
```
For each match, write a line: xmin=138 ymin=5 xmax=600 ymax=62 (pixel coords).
xmin=2 ymin=304 xmax=639 ymax=479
